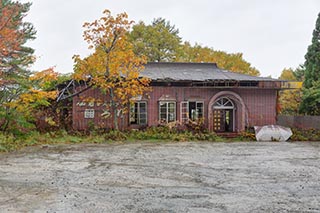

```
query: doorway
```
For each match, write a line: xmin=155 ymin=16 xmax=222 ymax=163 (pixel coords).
xmin=213 ymin=97 xmax=235 ymax=132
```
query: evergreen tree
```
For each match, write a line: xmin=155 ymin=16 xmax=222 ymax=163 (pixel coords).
xmin=300 ymin=12 xmax=320 ymax=115
xmin=300 ymin=81 xmax=320 ymax=115
xmin=0 ymin=0 xmax=36 ymax=132
xmin=303 ymin=12 xmax=320 ymax=89
xmin=129 ymin=18 xmax=182 ymax=62
xmin=293 ymin=64 xmax=305 ymax=81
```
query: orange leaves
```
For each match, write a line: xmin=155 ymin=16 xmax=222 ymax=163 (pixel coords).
xmin=74 ymin=9 xmax=151 ymax=129
xmin=10 ymin=67 xmax=60 ymax=113
xmin=30 ymin=68 xmax=58 ymax=89
xmin=0 ymin=2 xmax=21 ymax=54
xmin=82 ymin=10 xmax=133 ymax=51
xmin=0 ymin=1 xmax=33 ymax=63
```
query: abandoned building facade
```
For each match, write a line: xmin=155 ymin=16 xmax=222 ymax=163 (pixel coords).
xmin=69 ymin=62 xmax=283 ymax=132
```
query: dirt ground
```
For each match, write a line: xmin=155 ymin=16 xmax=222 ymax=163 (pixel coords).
xmin=0 ymin=142 xmax=320 ymax=213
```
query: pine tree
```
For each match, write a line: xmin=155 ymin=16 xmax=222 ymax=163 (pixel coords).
xmin=303 ymin=12 xmax=320 ymax=89
xmin=0 ymin=0 xmax=36 ymax=132
xmin=299 ymin=12 xmax=320 ymax=115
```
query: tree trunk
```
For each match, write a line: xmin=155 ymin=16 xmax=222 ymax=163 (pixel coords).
xmin=109 ymin=88 xmax=118 ymax=130
xmin=113 ymin=106 xmax=118 ymax=130
xmin=1 ymin=107 xmax=11 ymax=132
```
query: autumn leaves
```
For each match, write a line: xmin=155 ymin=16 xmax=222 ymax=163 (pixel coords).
xmin=73 ymin=10 xmax=151 ymax=129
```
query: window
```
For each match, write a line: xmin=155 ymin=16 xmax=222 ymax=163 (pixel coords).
xmin=84 ymin=109 xmax=95 ymax=118
xmin=213 ymin=97 xmax=234 ymax=109
xmin=189 ymin=101 xmax=204 ymax=120
xmin=159 ymin=101 xmax=176 ymax=123
xmin=181 ymin=101 xmax=204 ymax=123
xmin=130 ymin=102 xmax=147 ymax=125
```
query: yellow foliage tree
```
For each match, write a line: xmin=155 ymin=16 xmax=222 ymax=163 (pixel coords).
xmin=278 ymin=68 xmax=302 ymax=115
xmin=1 ymin=68 xmax=59 ymax=132
xmin=11 ymin=68 xmax=58 ymax=117
xmin=73 ymin=10 xmax=150 ymax=130
xmin=177 ymin=42 xmax=260 ymax=76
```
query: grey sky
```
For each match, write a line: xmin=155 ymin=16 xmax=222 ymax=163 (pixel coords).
xmin=22 ymin=0 xmax=320 ymax=77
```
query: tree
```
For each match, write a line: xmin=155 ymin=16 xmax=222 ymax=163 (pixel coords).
xmin=299 ymin=81 xmax=320 ymax=115
xmin=303 ymin=12 xmax=320 ymax=89
xmin=0 ymin=0 xmax=36 ymax=83
xmin=129 ymin=18 xmax=182 ymax=62
xmin=299 ymin=12 xmax=320 ymax=115
xmin=0 ymin=68 xmax=60 ymax=134
xmin=278 ymin=68 xmax=302 ymax=115
xmin=293 ymin=64 xmax=305 ymax=81
xmin=0 ymin=0 xmax=36 ymax=133
xmin=73 ymin=10 xmax=150 ymax=130
xmin=279 ymin=68 xmax=296 ymax=81
xmin=129 ymin=18 xmax=260 ymax=76
xmin=177 ymin=42 xmax=260 ymax=76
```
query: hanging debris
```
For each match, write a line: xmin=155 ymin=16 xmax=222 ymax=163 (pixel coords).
xmin=56 ymin=79 xmax=92 ymax=102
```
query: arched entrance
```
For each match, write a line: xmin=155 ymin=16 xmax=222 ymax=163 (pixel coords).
xmin=213 ymin=97 xmax=235 ymax=132
xmin=208 ymin=91 xmax=246 ymax=132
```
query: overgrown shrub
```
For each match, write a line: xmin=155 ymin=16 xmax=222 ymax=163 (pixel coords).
xmin=185 ymin=118 xmax=206 ymax=133
xmin=290 ymin=128 xmax=320 ymax=141
xmin=126 ymin=125 xmax=221 ymax=142
xmin=104 ymin=130 xmax=128 ymax=141
xmin=238 ymin=131 xmax=256 ymax=141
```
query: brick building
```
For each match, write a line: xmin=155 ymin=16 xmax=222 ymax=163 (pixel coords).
xmin=67 ymin=62 xmax=283 ymax=132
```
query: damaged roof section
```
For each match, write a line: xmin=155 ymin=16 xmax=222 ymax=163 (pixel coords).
xmin=141 ymin=62 xmax=279 ymax=82
xmin=140 ymin=62 xmax=284 ymax=89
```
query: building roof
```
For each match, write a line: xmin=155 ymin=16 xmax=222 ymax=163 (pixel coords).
xmin=141 ymin=62 xmax=279 ymax=82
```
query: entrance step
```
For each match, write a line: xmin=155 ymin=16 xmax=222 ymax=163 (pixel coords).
xmin=217 ymin=132 xmax=239 ymax=138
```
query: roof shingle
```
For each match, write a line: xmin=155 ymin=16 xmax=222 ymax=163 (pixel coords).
xmin=141 ymin=62 xmax=278 ymax=82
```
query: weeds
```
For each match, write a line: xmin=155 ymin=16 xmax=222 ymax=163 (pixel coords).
xmin=2 ymin=126 xmax=319 ymax=153
xmin=290 ymin=128 xmax=320 ymax=141
xmin=0 ymin=126 xmax=224 ymax=152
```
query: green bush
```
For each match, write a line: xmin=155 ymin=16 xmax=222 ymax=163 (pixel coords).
xmin=290 ymin=128 xmax=320 ymax=141
xmin=126 ymin=126 xmax=221 ymax=142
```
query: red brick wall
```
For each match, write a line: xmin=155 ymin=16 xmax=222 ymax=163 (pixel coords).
xmin=240 ymin=89 xmax=277 ymax=126
xmin=72 ymin=87 xmax=129 ymax=130
xmin=72 ymin=86 xmax=278 ymax=131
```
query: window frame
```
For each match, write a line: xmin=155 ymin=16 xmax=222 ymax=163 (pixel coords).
xmin=159 ymin=101 xmax=176 ymax=123
xmin=84 ymin=109 xmax=95 ymax=119
xmin=180 ymin=101 xmax=204 ymax=123
xmin=130 ymin=101 xmax=147 ymax=125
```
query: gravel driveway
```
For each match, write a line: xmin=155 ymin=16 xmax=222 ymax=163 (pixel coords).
xmin=0 ymin=142 xmax=320 ymax=212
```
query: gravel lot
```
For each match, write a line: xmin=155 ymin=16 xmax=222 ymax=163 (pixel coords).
xmin=0 ymin=141 xmax=320 ymax=212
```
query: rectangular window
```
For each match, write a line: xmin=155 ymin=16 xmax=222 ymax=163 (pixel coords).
xmin=180 ymin=101 xmax=204 ymax=123
xmin=84 ymin=109 xmax=95 ymax=119
xmin=180 ymin=101 xmax=189 ymax=123
xmin=130 ymin=102 xmax=147 ymax=125
xmin=159 ymin=101 xmax=176 ymax=123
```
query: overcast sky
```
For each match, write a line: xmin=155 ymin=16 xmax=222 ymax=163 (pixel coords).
xmin=22 ymin=0 xmax=320 ymax=77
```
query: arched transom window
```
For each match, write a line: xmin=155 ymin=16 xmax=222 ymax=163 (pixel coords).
xmin=213 ymin=97 xmax=234 ymax=109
